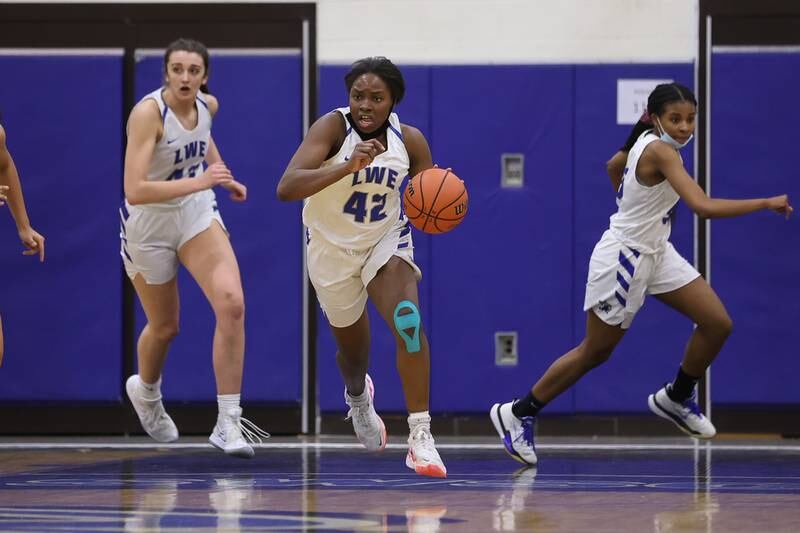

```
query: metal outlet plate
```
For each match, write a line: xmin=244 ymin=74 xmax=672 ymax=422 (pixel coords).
xmin=501 ymin=153 xmax=524 ymax=188
xmin=495 ymin=331 xmax=518 ymax=366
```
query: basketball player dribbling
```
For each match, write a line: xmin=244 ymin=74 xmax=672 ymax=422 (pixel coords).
xmin=491 ymin=83 xmax=793 ymax=466
xmin=0 ymin=123 xmax=46 ymax=368
xmin=121 ymin=38 xmax=267 ymax=458
xmin=277 ymin=56 xmax=447 ymax=478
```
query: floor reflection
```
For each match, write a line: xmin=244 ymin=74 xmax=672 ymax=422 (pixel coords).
xmin=0 ymin=438 xmax=798 ymax=532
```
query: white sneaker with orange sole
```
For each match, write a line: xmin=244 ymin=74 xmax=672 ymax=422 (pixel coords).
xmin=406 ymin=424 xmax=447 ymax=478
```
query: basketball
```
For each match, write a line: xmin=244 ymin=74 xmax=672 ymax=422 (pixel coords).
xmin=403 ymin=167 xmax=468 ymax=234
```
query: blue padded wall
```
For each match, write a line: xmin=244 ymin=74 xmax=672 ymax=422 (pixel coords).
xmin=316 ymin=65 xmax=433 ymax=412
xmin=428 ymin=65 xmax=575 ymax=414
xmin=0 ymin=55 xmax=123 ymax=400
xmin=572 ymin=64 xmax=695 ymax=412
xmin=709 ymin=52 xmax=800 ymax=404
xmin=133 ymin=53 xmax=303 ymax=402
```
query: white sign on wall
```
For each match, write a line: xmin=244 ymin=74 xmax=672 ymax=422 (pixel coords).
xmin=616 ymin=79 xmax=673 ymax=125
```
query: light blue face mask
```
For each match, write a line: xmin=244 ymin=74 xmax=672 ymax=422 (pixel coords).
xmin=655 ymin=116 xmax=693 ymax=150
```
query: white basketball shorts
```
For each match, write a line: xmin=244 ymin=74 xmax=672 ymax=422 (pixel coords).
xmin=120 ymin=189 xmax=225 ymax=285
xmin=583 ymin=230 xmax=700 ymax=329
xmin=307 ymin=218 xmax=421 ymax=328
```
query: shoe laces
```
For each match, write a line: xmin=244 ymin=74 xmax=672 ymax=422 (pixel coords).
xmin=409 ymin=425 xmax=439 ymax=461
xmin=667 ymin=385 xmax=702 ymax=417
xmin=516 ymin=417 xmax=535 ymax=449
xmin=681 ymin=392 xmax=702 ymax=417
xmin=223 ymin=413 xmax=271 ymax=445
xmin=345 ymin=397 xmax=376 ymax=429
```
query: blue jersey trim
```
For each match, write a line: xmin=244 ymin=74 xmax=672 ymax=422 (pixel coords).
xmin=389 ymin=124 xmax=403 ymax=140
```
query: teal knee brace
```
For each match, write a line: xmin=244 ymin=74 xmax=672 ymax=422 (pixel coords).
xmin=393 ymin=300 xmax=421 ymax=353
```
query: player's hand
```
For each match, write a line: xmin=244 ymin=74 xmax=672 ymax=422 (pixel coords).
xmin=197 ymin=161 xmax=234 ymax=191
xmin=766 ymin=194 xmax=793 ymax=220
xmin=0 ymin=185 xmax=8 ymax=206
xmin=347 ymin=139 xmax=385 ymax=173
xmin=222 ymin=180 xmax=247 ymax=202
xmin=18 ymin=226 xmax=45 ymax=262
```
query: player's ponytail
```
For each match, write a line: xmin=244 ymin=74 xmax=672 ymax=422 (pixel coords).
xmin=620 ymin=82 xmax=697 ymax=152
xmin=620 ymin=111 xmax=653 ymax=152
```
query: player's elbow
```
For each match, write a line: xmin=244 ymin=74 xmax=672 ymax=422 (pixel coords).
xmin=275 ymin=182 xmax=291 ymax=202
xmin=276 ymin=177 xmax=299 ymax=202
xmin=605 ymin=160 xmax=616 ymax=179
xmin=692 ymin=201 xmax=713 ymax=219
xmin=124 ymin=187 xmax=144 ymax=206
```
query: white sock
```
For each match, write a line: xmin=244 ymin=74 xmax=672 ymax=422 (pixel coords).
xmin=138 ymin=376 xmax=162 ymax=401
xmin=218 ymin=394 xmax=241 ymax=416
xmin=408 ymin=410 xmax=431 ymax=431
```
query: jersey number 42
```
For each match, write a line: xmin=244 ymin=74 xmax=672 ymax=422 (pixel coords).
xmin=343 ymin=192 xmax=387 ymax=223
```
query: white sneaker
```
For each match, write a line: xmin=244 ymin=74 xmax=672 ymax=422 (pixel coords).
xmin=490 ymin=402 xmax=537 ymax=466
xmin=209 ymin=407 xmax=270 ymax=459
xmin=406 ymin=424 xmax=447 ymax=478
xmin=125 ymin=375 xmax=179 ymax=443
xmin=344 ymin=374 xmax=387 ymax=451
xmin=648 ymin=384 xmax=717 ymax=439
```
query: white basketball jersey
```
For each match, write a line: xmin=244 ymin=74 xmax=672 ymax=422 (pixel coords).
xmin=133 ymin=88 xmax=213 ymax=207
xmin=303 ymin=107 xmax=410 ymax=250
xmin=608 ymin=131 xmax=680 ymax=254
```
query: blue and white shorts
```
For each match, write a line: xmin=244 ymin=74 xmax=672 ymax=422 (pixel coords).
xmin=583 ymin=230 xmax=700 ymax=329
xmin=307 ymin=218 xmax=421 ymax=328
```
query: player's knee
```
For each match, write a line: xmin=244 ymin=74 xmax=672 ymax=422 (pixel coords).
xmin=214 ymin=289 xmax=245 ymax=323
xmin=337 ymin=346 xmax=369 ymax=366
xmin=393 ymin=300 xmax=422 ymax=353
xmin=579 ymin=343 xmax=614 ymax=368
xmin=701 ymin=312 xmax=733 ymax=340
xmin=150 ymin=322 xmax=179 ymax=342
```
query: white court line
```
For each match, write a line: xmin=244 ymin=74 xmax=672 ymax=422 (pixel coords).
xmin=1 ymin=442 xmax=799 ymax=452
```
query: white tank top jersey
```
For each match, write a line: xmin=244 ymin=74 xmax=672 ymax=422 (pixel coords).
xmin=302 ymin=107 xmax=410 ymax=250
xmin=130 ymin=88 xmax=213 ymax=208
xmin=608 ymin=131 xmax=681 ymax=254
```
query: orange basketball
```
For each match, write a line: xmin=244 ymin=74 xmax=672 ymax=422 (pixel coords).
xmin=403 ymin=167 xmax=468 ymax=234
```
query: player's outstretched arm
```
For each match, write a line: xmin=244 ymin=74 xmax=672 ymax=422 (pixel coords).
xmin=651 ymin=141 xmax=793 ymax=219
xmin=0 ymin=125 xmax=45 ymax=261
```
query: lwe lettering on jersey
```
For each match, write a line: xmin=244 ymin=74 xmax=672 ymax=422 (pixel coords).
xmin=173 ymin=140 xmax=207 ymax=165
xmin=351 ymin=166 xmax=399 ymax=190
